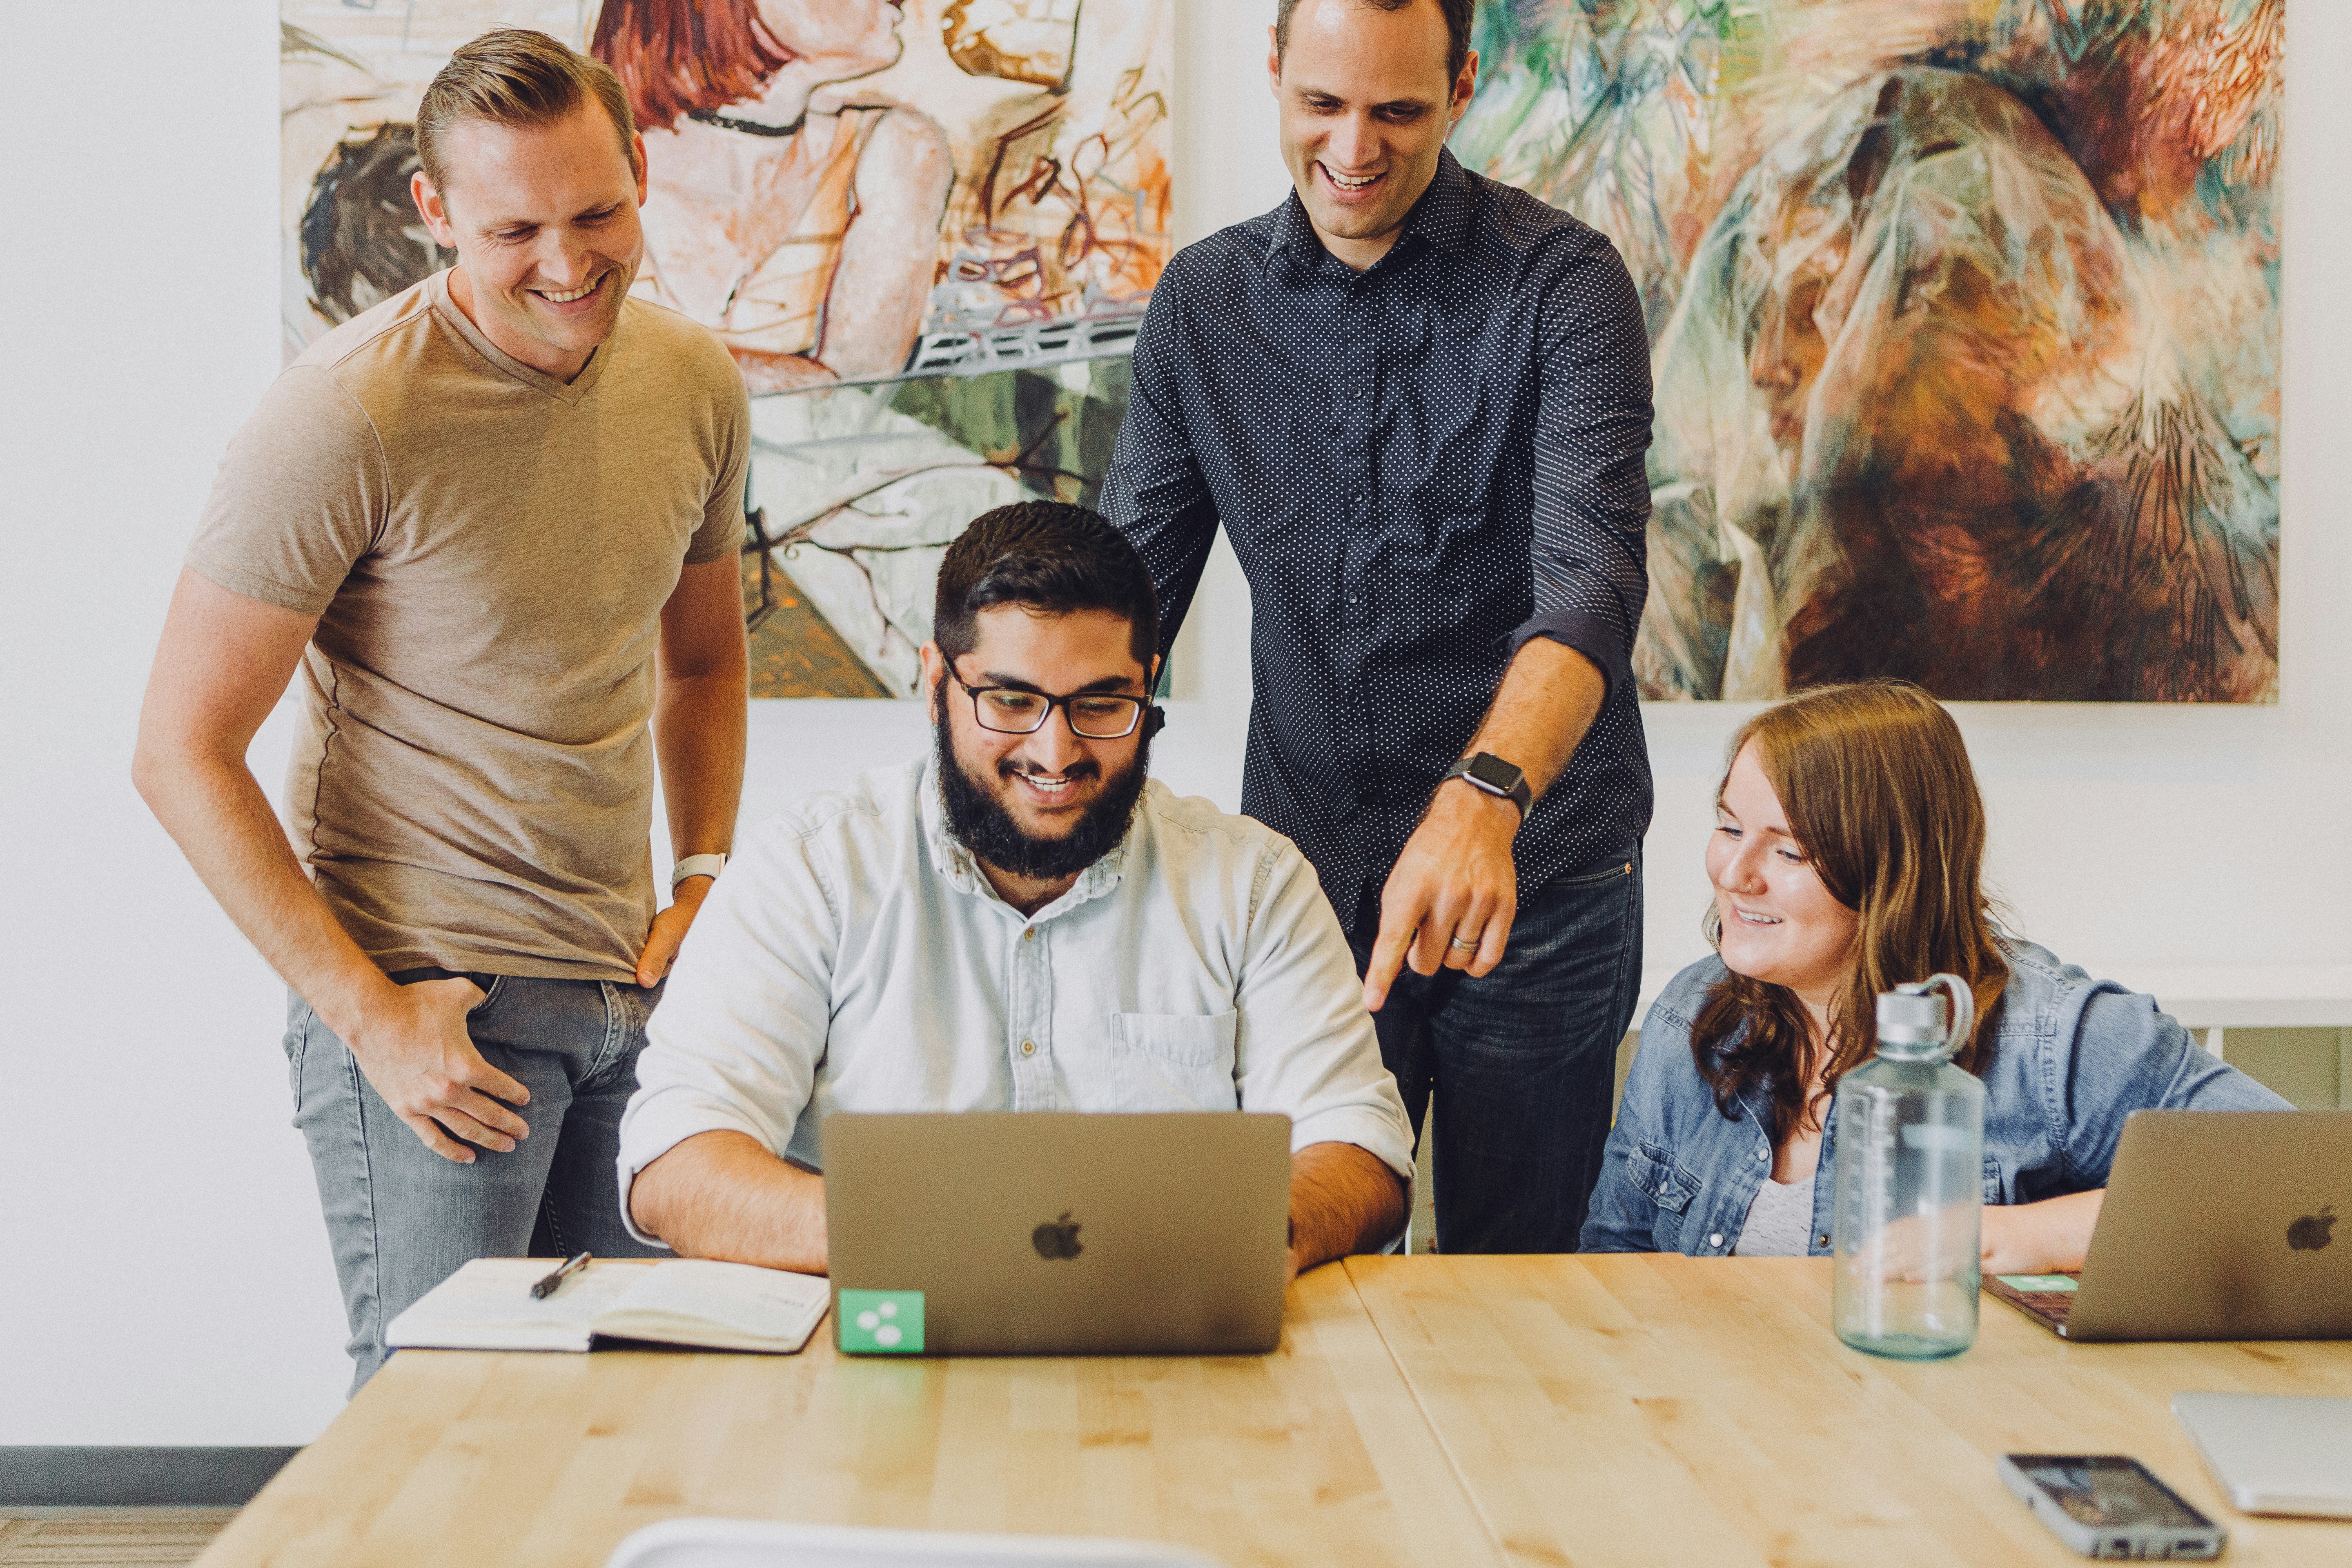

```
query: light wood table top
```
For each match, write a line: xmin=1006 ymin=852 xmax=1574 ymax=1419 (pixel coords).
xmin=196 ymin=1256 xmax=2352 ymax=1568
xmin=1345 ymin=1253 xmax=2352 ymax=1568
xmin=192 ymin=1263 xmax=1496 ymax=1568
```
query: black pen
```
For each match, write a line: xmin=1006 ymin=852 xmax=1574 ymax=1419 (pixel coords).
xmin=530 ymin=1252 xmax=592 ymax=1299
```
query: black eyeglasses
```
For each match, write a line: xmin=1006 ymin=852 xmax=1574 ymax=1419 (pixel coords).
xmin=949 ymin=668 xmax=1148 ymax=739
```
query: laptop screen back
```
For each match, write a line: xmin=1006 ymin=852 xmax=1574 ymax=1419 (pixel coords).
xmin=824 ymin=1111 xmax=1294 ymax=1356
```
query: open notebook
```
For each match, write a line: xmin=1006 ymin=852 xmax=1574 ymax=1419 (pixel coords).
xmin=385 ymin=1258 xmax=831 ymax=1354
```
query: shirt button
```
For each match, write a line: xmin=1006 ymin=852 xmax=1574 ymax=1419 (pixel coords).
xmin=1020 ymin=1040 xmax=1036 ymax=1057
xmin=1816 ymin=1233 xmax=1831 ymax=1247
xmin=1708 ymin=1233 xmax=1723 ymax=1249
xmin=1022 ymin=928 xmax=1035 ymax=942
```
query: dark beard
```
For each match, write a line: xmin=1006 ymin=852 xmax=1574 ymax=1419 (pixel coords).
xmin=933 ymin=690 xmax=1152 ymax=883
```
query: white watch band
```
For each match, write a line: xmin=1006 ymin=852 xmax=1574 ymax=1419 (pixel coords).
xmin=670 ymin=853 xmax=728 ymax=891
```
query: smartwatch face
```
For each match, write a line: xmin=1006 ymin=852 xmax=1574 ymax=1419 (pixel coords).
xmin=1464 ymin=753 xmax=1523 ymax=793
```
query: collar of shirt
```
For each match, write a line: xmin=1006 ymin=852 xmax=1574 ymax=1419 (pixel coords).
xmin=917 ymin=752 xmax=1132 ymax=923
xmin=1263 ymin=146 xmax=1477 ymax=283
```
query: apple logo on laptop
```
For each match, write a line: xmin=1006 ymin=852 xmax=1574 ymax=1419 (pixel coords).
xmin=1032 ymin=1212 xmax=1084 ymax=1261
xmin=2287 ymin=1205 xmax=2335 ymax=1252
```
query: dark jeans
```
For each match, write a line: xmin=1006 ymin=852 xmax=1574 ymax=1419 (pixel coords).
xmin=282 ymin=969 xmax=667 ymax=1392
xmin=1350 ymin=853 xmax=1644 ymax=1254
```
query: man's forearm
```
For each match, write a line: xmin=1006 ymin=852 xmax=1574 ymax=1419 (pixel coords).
xmin=1287 ymin=1141 xmax=1409 ymax=1275
xmin=653 ymin=667 xmax=746 ymax=860
xmin=629 ymin=1129 xmax=829 ymax=1273
xmin=134 ymin=746 xmax=394 ymax=1036
xmin=1461 ymin=635 xmax=1608 ymax=802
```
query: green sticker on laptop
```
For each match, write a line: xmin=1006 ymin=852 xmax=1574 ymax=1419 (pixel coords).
xmin=1997 ymin=1274 xmax=2078 ymax=1292
xmin=837 ymin=1290 xmax=925 ymax=1353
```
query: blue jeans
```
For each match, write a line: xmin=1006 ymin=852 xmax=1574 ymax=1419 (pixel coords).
xmin=282 ymin=971 xmax=666 ymax=1392
xmin=1350 ymin=853 xmax=1644 ymax=1253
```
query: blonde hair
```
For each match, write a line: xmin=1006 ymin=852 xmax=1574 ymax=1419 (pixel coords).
xmin=1692 ymin=682 xmax=2009 ymax=1142
xmin=415 ymin=28 xmax=639 ymax=196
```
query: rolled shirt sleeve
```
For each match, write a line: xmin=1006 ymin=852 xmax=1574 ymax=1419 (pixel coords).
xmin=1232 ymin=842 xmax=1416 ymax=1179
xmin=615 ymin=817 xmax=840 ymax=1245
xmin=1511 ymin=234 xmax=1656 ymax=700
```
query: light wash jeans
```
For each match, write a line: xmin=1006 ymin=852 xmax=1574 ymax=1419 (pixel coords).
xmin=282 ymin=970 xmax=666 ymax=1391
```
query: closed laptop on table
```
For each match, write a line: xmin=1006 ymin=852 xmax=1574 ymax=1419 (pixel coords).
xmin=824 ymin=1111 xmax=1293 ymax=1356
xmin=2172 ymin=1393 xmax=2352 ymax=1519
xmin=1984 ymin=1110 xmax=2352 ymax=1341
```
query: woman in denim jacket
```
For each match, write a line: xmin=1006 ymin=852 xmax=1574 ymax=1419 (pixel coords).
xmin=1581 ymin=683 xmax=2286 ymax=1270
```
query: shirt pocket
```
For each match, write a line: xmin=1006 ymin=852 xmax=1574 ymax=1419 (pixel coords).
xmin=1627 ymin=1139 xmax=1702 ymax=1251
xmin=1628 ymin=1140 xmax=1700 ymax=1214
xmin=1983 ymin=1155 xmax=2005 ymax=1205
xmin=1107 ymin=1011 xmax=1241 ymax=1112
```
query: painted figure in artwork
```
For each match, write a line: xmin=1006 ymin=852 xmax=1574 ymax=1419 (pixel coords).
xmin=1459 ymin=0 xmax=2282 ymax=703
xmin=595 ymin=0 xmax=954 ymax=391
xmin=281 ymin=0 xmax=1171 ymax=697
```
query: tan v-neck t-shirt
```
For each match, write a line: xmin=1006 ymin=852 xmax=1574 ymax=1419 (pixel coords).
xmin=187 ymin=270 xmax=749 ymax=981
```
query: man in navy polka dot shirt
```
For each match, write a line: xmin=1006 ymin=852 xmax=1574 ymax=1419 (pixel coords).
xmin=1102 ymin=0 xmax=1653 ymax=1254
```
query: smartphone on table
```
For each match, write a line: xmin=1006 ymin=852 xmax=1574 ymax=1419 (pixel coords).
xmin=1998 ymin=1454 xmax=2227 ymax=1559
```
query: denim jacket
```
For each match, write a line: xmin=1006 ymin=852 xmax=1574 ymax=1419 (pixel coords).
xmin=1580 ymin=939 xmax=2291 ymax=1256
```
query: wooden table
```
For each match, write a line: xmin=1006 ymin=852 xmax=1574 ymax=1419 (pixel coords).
xmin=196 ymin=1258 xmax=2352 ymax=1568
xmin=1350 ymin=1255 xmax=2352 ymax=1567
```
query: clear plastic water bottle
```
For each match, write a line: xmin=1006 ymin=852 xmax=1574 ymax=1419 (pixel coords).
xmin=1831 ymin=973 xmax=1987 ymax=1359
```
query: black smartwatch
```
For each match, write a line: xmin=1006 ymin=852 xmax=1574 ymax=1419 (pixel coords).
xmin=1442 ymin=751 xmax=1532 ymax=815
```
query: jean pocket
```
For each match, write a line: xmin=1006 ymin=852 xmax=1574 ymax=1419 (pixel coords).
xmin=1553 ymin=859 xmax=1635 ymax=890
xmin=281 ymin=999 xmax=313 ymax=1116
xmin=1982 ymin=1155 xmax=2004 ymax=1205
xmin=1107 ymin=1011 xmax=1240 ymax=1110
xmin=466 ymin=974 xmax=505 ymax=1016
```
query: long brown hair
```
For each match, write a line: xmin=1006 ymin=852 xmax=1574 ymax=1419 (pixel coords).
xmin=1693 ymin=682 xmax=2008 ymax=1142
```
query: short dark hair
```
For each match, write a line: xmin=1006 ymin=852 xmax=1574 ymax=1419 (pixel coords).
xmin=933 ymin=503 xmax=1160 ymax=670
xmin=416 ymin=28 xmax=639 ymax=195
xmin=1275 ymin=0 xmax=1475 ymax=88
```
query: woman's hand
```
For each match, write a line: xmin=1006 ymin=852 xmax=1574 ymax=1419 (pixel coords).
xmin=1980 ymin=1190 xmax=2106 ymax=1275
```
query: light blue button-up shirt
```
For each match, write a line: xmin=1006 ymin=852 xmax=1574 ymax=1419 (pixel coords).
xmin=1582 ymin=939 xmax=2292 ymax=1256
xmin=618 ymin=759 xmax=1415 ymax=1239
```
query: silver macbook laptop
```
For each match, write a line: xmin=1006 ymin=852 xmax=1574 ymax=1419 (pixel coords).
xmin=2172 ymin=1394 xmax=2352 ymax=1518
xmin=824 ymin=1111 xmax=1293 ymax=1356
xmin=1982 ymin=1110 xmax=2352 ymax=1342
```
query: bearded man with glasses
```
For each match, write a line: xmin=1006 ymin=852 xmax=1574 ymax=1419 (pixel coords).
xmin=618 ymin=502 xmax=1414 ymax=1281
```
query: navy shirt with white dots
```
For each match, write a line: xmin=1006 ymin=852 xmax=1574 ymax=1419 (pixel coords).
xmin=1102 ymin=149 xmax=1656 ymax=935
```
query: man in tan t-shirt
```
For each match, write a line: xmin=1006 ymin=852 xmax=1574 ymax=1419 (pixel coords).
xmin=134 ymin=30 xmax=749 ymax=1389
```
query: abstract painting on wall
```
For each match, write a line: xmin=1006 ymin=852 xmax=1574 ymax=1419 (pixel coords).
xmin=1453 ymin=0 xmax=2281 ymax=701
xmin=283 ymin=0 xmax=1170 ymax=696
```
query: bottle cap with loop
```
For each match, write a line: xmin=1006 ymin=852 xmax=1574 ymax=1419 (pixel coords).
xmin=1874 ymin=973 xmax=1975 ymax=1062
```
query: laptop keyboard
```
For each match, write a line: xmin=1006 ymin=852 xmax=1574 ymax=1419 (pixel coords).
xmin=1989 ymin=1273 xmax=2081 ymax=1335
xmin=2012 ymin=1289 xmax=2076 ymax=1327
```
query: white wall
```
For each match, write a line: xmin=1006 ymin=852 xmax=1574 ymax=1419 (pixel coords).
xmin=0 ymin=1 xmax=2343 ymax=1444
